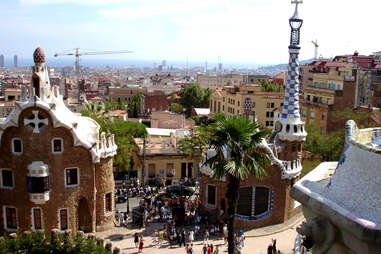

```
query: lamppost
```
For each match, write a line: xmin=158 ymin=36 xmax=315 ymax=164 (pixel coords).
xmin=126 ymin=174 xmax=130 ymax=214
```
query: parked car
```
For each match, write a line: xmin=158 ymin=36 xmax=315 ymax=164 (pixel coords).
xmin=157 ymin=192 xmax=178 ymax=203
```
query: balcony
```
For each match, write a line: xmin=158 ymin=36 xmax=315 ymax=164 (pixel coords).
xmin=344 ymin=75 xmax=355 ymax=82
xmin=27 ymin=161 xmax=49 ymax=204
xmin=29 ymin=192 xmax=50 ymax=204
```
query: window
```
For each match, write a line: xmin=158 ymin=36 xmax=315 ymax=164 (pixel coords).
xmin=12 ymin=138 xmax=22 ymax=155
xmin=292 ymin=144 xmax=296 ymax=152
xmin=271 ymin=103 xmax=275 ymax=108
xmin=166 ymin=163 xmax=174 ymax=177
xmin=253 ymin=187 xmax=270 ymax=216
xmin=237 ymin=186 xmax=252 ymax=216
xmin=222 ymin=105 xmax=225 ymax=111
xmin=266 ymin=102 xmax=271 ymax=108
xmin=1 ymin=169 xmax=14 ymax=189
xmin=206 ymin=185 xmax=216 ymax=206
xmin=181 ymin=163 xmax=187 ymax=178
xmin=321 ymin=113 xmax=326 ymax=120
xmin=105 ymin=193 xmax=112 ymax=212
xmin=27 ymin=176 xmax=49 ymax=193
xmin=298 ymin=144 xmax=301 ymax=151
xmin=237 ymin=186 xmax=271 ymax=218
xmin=52 ymin=138 xmax=63 ymax=154
xmin=65 ymin=168 xmax=79 ymax=187
xmin=310 ymin=111 xmax=315 ymax=119
xmin=306 ymin=95 xmax=311 ymax=101
xmin=4 ymin=207 xmax=17 ymax=230
xmin=59 ymin=209 xmax=68 ymax=230
xmin=148 ymin=164 xmax=155 ymax=178
xmin=301 ymin=109 xmax=307 ymax=117
xmin=237 ymin=101 xmax=240 ymax=106
xmin=187 ymin=162 xmax=193 ymax=178
xmin=32 ymin=208 xmax=42 ymax=230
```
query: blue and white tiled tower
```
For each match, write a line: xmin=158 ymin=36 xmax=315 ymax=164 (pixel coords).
xmin=275 ymin=0 xmax=307 ymax=144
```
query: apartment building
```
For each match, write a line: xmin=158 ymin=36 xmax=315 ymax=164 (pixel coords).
xmin=132 ymin=132 xmax=200 ymax=186
xmin=300 ymin=53 xmax=381 ymax=133
xmin=209 ymin=83 xmax=284 ymax=128
xmin=197 ymin=74 xmax=243 ymax=89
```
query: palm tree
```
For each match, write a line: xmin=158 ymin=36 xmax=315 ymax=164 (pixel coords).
xmin=205 ymin=115 xmax=270 ymax=254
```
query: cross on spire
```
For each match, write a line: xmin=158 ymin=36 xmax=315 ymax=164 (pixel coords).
xmin=24 ymin=110 xmax=48 ymax=133
xmin=291 ymin=0 xmax=303 ymax=18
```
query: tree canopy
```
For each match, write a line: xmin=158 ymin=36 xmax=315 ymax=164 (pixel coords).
xmin=204 ymin=115 xmax=270 ymax=254
xmin=82 ymin=103 xmax=146 ymax=171
xmin=260 ymin=79 xmax=284 ymax=92
xmin=179 ymin=82 xmax=211 ymax=116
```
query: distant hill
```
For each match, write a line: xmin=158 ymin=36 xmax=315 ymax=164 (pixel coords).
xmin=255 ymin=58 xmax=315 ymax=76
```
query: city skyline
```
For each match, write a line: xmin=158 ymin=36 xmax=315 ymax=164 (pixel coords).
xmin=0 ymin=0 xmax=380 ymax=65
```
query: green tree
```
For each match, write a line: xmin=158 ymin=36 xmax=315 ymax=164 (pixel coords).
xmin=169 ymin=103 xmax=183 ymax=114
xmin=128 ymin=93 xmax=141 ymax=118
xmin=205 ymin=115 xmax=270 ymax=254
xmin=179 ymin=82 xmax=210 ymax=116
xmin=82 ymin=106 xmax=147 ymax=171
xmin=304 ymin=122 xmax=343 ymax=161
xmin=260 ymin=79 xmax=284 ymax=92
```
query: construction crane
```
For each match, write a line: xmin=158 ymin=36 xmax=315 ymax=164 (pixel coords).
xmin=311 ymin=40 xmax=319 ymax=60
xmin=54 ymin=48 xmax=133 ymax=95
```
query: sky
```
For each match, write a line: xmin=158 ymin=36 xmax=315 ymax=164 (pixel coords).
xmin=0 ymin=0 xmax=380 ymax=67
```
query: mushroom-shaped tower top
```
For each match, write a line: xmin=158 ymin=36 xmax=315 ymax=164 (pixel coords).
xmin=33 ymin=47 xmax=45 ymax=63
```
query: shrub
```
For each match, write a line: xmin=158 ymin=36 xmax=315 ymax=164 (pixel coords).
xmin=0 ymin=230 xmax=112 ymax=254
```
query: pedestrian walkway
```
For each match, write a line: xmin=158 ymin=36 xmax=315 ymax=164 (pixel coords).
xmin=95 ymin=212 xmax=304 ymax=254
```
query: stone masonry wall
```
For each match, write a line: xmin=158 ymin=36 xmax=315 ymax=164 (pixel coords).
xmin=200 ymin=164 xmax=296 ymax=229
xmin=95 ymin=157 xmax=115 ymax=232
xmin=0 ymin=107 xmax=95 ymax=234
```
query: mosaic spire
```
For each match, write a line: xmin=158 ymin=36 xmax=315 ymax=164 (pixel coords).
xmin=275 ymin=0 xmax=306 ymax=142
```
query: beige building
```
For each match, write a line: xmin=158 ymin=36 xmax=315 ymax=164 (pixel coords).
xmin=132 ymin=133 xmax=200 ymax=186
xmin=209 ymin=83 xmax=284 ymax=128
xmin=107 ymin=86 xmax=146 ymax=104
xmin=197 ymin=74 xmax=243 ymax=89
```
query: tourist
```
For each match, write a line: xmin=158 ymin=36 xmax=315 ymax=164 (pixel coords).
xmin=138 ymin=236 xmax=144 ymax=253
xmin=185 ymin=244 xmax=189 ymax=254
xmin=203 ymin=244 xmax=207 ymax=254
xmin=189 ymin=243 xmax=194 ymax=254
xmin=213 ymin=246 xmax=219 ymax=254
xmin=158 ymin=229 xmax=164 ymax=245
xmin=204 ymin=229 xmax=210 ymax=243
xmin=134 ymin=233 xmax=139 ymax=248
xmin=152 ymin=230 xmax=158 ymax=245
xmin=207 ymin=244 xmax=212 ymax=254
xmin=223 ymin=224 xmax=228 ymax=244
xmin=210 ymin=243 xmax=214 ymax=254
xmin=272 ymin=238 xmax=277 ymax=254
xmin=180 ymin=230 xmax=186 ymax=247
xmin=267 ymin=241 xmax=273 ymax=254
xmin=189 ymin=229 xmax=194 ymax=244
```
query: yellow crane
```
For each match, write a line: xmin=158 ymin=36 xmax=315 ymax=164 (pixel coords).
xmin=311 ymin=40 xmax=319 ymax=60
xmin=54 ymin=48 xmax=133 ymax=91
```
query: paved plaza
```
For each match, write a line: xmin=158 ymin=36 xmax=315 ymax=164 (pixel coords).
xmin=96 ymin=212 xmax=304 ymax=254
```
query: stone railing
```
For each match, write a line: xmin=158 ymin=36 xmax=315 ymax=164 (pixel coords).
xmin=98 ymin=132 xmax=118 ymax=158
xmin=346 ymin=120 xmax=381 ymax=154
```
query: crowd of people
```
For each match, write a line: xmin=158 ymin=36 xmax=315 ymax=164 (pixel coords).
xmin=116 ymin=179 xmax=286 ymax=254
